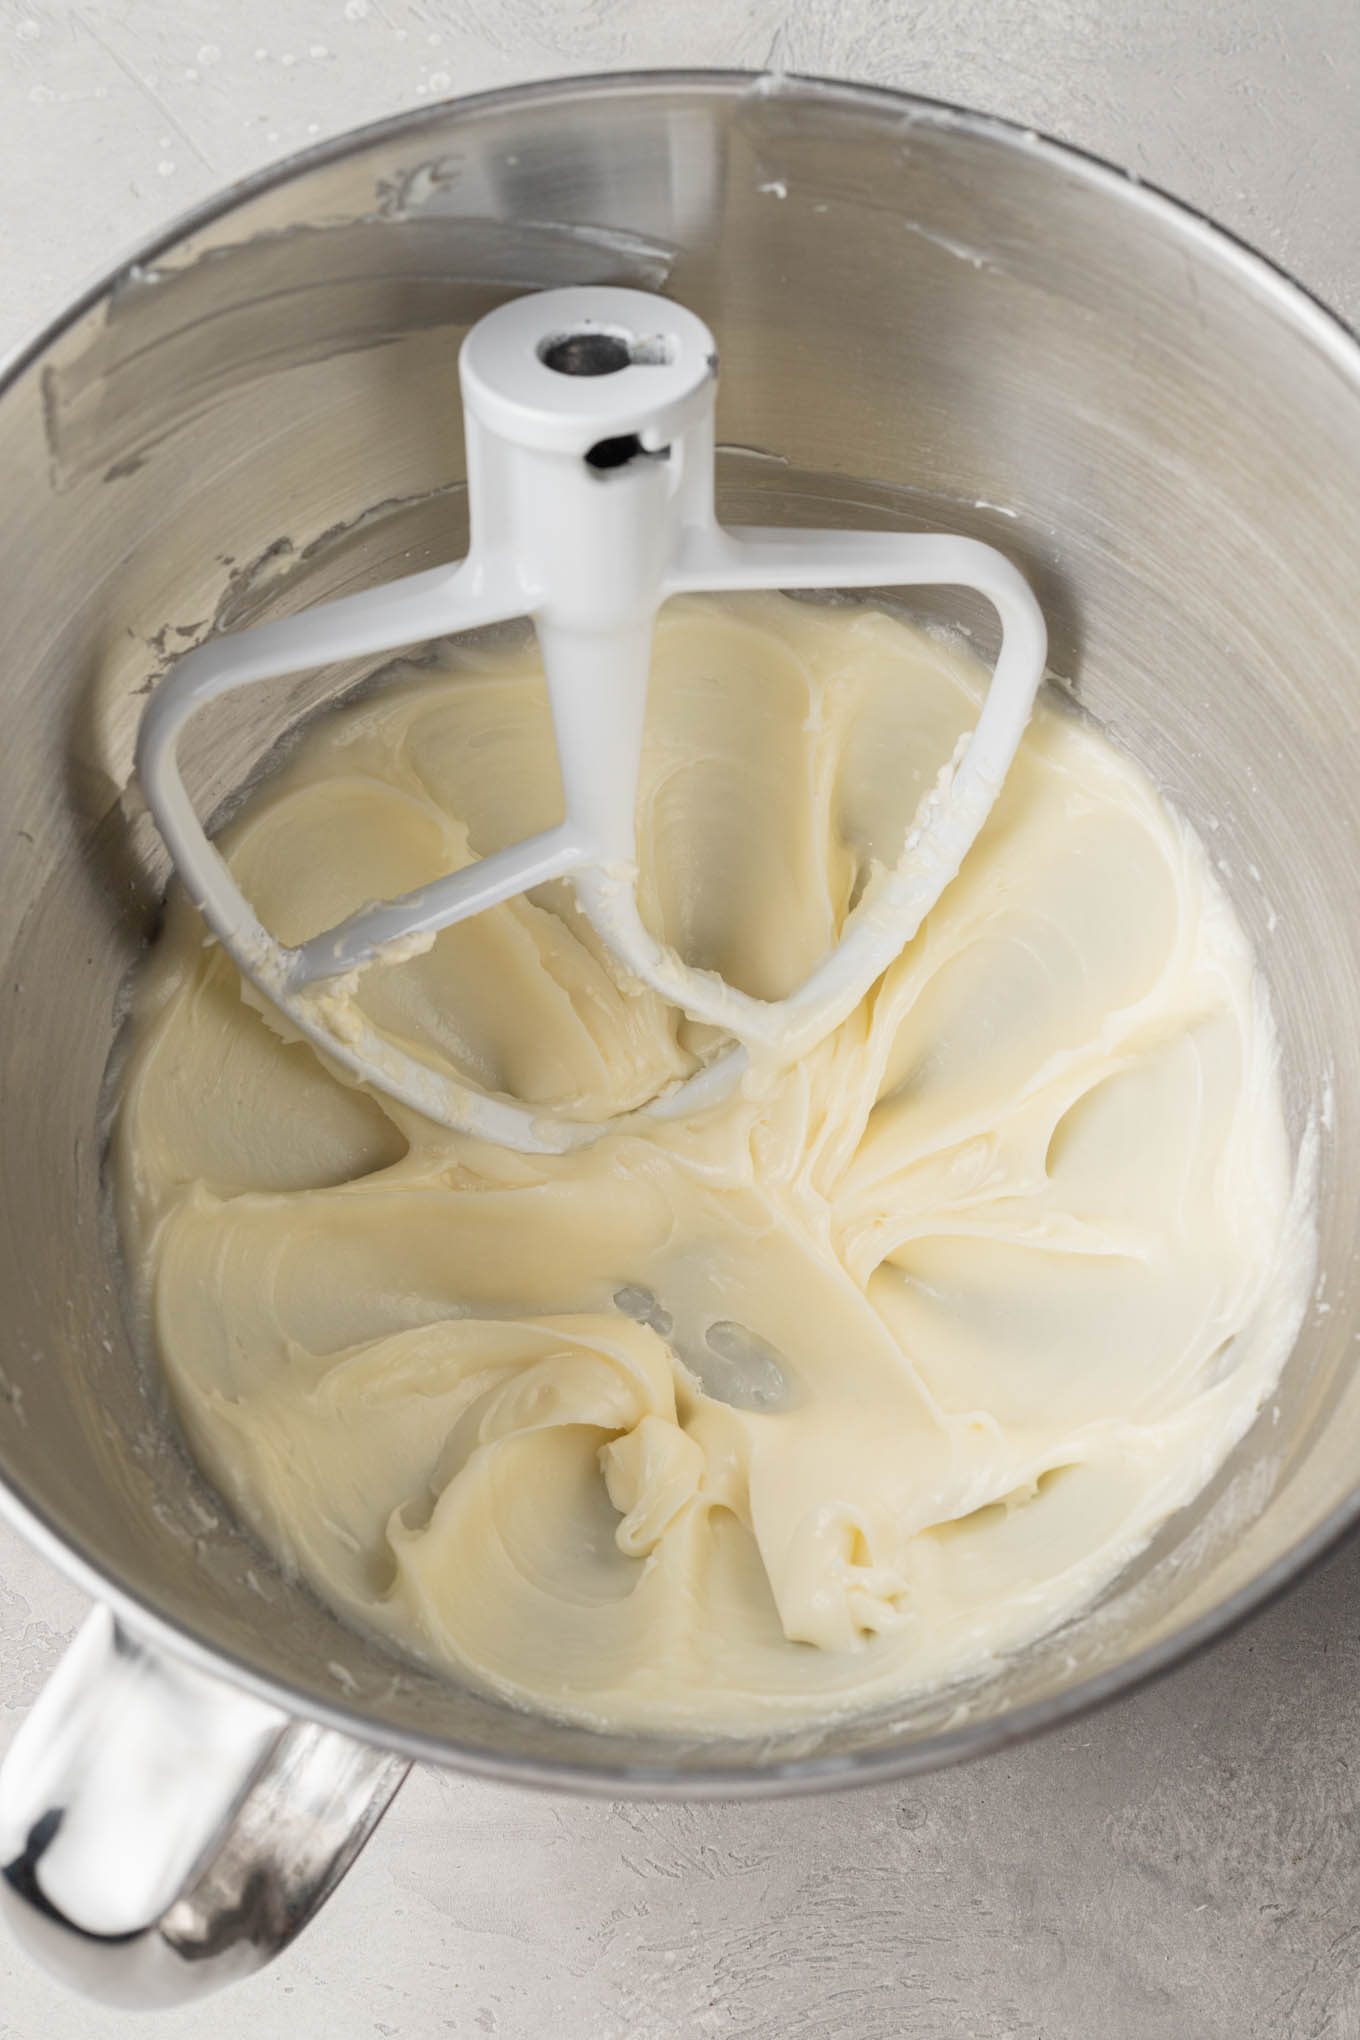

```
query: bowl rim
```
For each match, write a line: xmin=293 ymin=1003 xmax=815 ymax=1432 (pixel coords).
xmin=3 ymin=65 xmax=1358 ymax=1799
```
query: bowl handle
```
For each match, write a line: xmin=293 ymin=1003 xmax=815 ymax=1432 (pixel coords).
xmin=0 ymin=1605 xmax=407 ymax=2006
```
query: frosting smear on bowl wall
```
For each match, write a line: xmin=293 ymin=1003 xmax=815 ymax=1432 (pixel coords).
xmin=113 ymin=593 xmax=1308 ymax=1734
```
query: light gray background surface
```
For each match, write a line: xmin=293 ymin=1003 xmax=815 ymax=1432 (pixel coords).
xmin=2 ymin=4 xmax=1359 ymax=2036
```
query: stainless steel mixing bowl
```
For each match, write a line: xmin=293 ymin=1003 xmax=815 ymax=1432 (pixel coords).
xmin=1 ymin=70 xmax=1357 ymax=2007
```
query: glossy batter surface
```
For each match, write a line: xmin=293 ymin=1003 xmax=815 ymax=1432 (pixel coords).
xmin=115 ymin=595 xmax=1303 ymax=1732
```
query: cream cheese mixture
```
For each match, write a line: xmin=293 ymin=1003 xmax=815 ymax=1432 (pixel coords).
xmin=115 ymin=593 xmax=1306 ymax=1733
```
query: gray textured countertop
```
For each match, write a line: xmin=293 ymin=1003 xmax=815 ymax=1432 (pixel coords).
xmin=2 ymin=5 xmax=1359 ymax=2036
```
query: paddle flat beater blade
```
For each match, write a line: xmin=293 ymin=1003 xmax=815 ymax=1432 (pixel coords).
xmin=137 ymin=287 xmax=1046 ymax=1151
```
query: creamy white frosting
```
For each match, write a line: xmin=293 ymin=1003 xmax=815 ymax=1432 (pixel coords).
xmin=115 ymin=594 xmax=1305 ymax=1733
